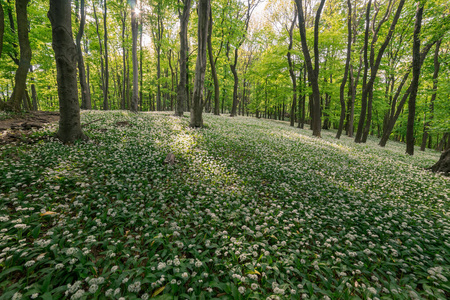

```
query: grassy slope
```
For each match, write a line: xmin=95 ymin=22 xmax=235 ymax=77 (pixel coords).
xmin=0 ymin=111 xmax=448 ymax=300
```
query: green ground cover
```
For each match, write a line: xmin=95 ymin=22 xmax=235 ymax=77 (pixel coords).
xmin=0 ymin=111 xmax=449 ymax=299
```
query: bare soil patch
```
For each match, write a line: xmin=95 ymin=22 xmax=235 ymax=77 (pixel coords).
xmin=0 ymin=111 xmax=59 ymax=145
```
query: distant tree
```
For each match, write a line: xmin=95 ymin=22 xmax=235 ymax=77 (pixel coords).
xmin=190 ymin=0 xmax=209 ymax=127
xmin=336 ymin=0 xmax=352 ymax=139
xmin=287 ymin=6 xmax=297 ymax=127
xmin=207 ymin=2 xmax=223 ymax=116
xmin=354 ymin=0 xmax=406 ymax=143
xmin=103 ymin=0 xmax=109 ymax=110
xmin=420 ymin=39 xmax=441 ymax=151
xmin=149 ymin=0 xmax=165 ymax=111
xmin=405 ymin=2 xmax=424 ymax=155
xmin=48 ymin=0 xmax=87 ymax=143
xmin=76 ymin=0 xmax=91 ymax=110
xmin=228 ymin=0 xmax=260 ymax=117
xmin=294 ymin=0 xmax=326 ymax=138
xmin=0 ymin=2 xmax=4 ymax=58
xmin=130 ymin=0 xmax=139 ymax=112
xmin=92 ymin=2 xmax=105 ymax=109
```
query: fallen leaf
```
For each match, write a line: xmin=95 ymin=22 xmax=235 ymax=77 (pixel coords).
xmin=152 ymin=285 xmax=166 ymax=297
xmin=40 ymin=211 xmax=57 ymax=217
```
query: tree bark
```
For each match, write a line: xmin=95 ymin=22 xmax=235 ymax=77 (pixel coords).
xmin=337 ymin=4 xmax=352 ymax=139
xmin=6 ymin=0 xmax=31 ymax=112
xmin=355 ymin=0 xmax=405 ymax=143
xmin=130 ymin=0 xmax=139 ymax=112
xmin=287 ymin=8 xmax=297 ymax=127
xmin=139 ymin=5 xmax=143 ymax=110
xmin=420 ymin=39 xmax=441 ymax=151
xmin=31 ymin=83 xmax=38 ymax=110
xmin=207 ymin=4 xmax=220 ymax=116
xmin=176 ymin=1 xmax=191 ymax=116
xmin=48 ymin=0 xmax=87 ymax=143
xmin=76 ymin=0 xmax=91 ymax=110
xmin=121 ymin=2 xmax=127 ymax=110
xmin=229 ymin=44 xmax=239 ymax=117
xmin=0 ymin=3 xmax=4 ymax=58
xmin=295 ymin=0 xmax=325 ymax=137
xmin=428 ymin=149 xmax=450 ymax=175
xmin=406 ymin=2 xmax=424 ymax=155
xmin=190 ymin=0 xmax=209 ymax=127
xmin=93 ymin=3 xmax=105 ymax=109
xmin=354 ymin=0 xmax=372 ymax=142
xmin=103 ymin=0 xmax=109 ymax=110
xmin=150 ymin=3 xmax=164 ymax=111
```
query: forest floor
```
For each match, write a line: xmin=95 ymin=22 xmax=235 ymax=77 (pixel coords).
xmin=0 ymin=111 xmax=449 ymax=299
xmin=0 ymin=111 xmax=59 ymax=145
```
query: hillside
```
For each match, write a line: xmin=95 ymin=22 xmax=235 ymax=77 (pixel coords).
xmin=0 ymin=111 xmax=448 ymax=299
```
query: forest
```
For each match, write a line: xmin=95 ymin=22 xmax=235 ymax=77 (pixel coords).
xmin=0 ymin=0 xmax=449 ymax=299
xmin=0 ymin=0 xmax=449 ymax=152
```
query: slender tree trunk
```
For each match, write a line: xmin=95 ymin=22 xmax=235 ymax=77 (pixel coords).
xmin=93 ymin=4 xmax=105 ymax=109
xmin=356 ymin=0 xmax=406 ymax=143
xmin=103 ymin=0 xmax=109 ymax=110
xmin=31 ymin=83 xmax=38 ymax=110
xmin=336 ymin=0 xmax=352 ymax=139
xmin=406 ymin=2 xmax=423 ymax=155
xmin=295 ymin=0 xmax=325 ymax=137
xmin=6 ymin=0 xmax=31 ymax=112
xmin=354 ymin=0 xmax=372 ymax=142
xmin=130 ymin=0 xmax=139 ymax=112
xmin=168 ymin=51 xmax=175 ymax=111
xmin=421 ymin=39 xmax=441 ymax=151
xmin=77 ymin=0 xmax=91 ymax=110
xmin=229 ymin=45 xmax=239 ymax=117
xmin=48 ymin=0 xmax=87 ymax=143
xmin=190 ymin=0 xmax=209 ymax=127
xmin=139 ymin=7 xmax=143 ymax=110
xmin=207 ymin=4 xmax=220 ymax=116
xmin=288 ymin=9 xmax=297 ymax=127
xmin=0 ymin=3 xmax=4 ymax=58
xmin=121 ymin=2 xmax=127 ymax=110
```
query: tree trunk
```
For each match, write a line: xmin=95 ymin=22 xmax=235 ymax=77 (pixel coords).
xmin=229 ymin=45 xmax=239 ymax=117
xmin=176 ymin=0 xmax=190 ymax=116
xmin=356 ymin=0 xmax=406 ymax=143
xmin=76 ymin=0 xmax=91 ymax=110
xmin=336 ymin=0 xmax=352 ymax=139
xmin=190 ymin=0 xmax=209 ymax=127
xmin=288 ymin=8 xmax=297 ymax=127
xmin=121 ymin=2 xmax=127 ymax=110
xmin=31 ymin=83 xmax=38 ymax=110
xmin=421 ymin=39 xmax=441 ymax=151
xmin=295 ymin=0 xmax=325 ymax=137
xmin=139 ymin=6 xmax=144 ymax=110
xmin=405 ymin=3 xmax=424 ymax=155
xmin=428 ymin=149 xmax=450 ymax=175
xmin=103 ymin=0 xmax=109 ymax=110
xmin=6 ymin=0 xmax=31 ymax=112
xmin=93 ymin=3 xmax=105 ymax=109
xmin=0 ymin=3 xmax=4 ymax=58
xmin=48 ymin=0 xmax=87 ymax=143
xmin=207 ymin=4 xmax=220 ymax=116
xmin=130 ymin=0 xmax=139 ymax=112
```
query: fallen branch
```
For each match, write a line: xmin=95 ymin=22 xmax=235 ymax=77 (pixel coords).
xmin=81 ymin=118 xmax=102 ymax=128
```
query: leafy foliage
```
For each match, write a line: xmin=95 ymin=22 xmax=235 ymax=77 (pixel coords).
xmin=0 ymin=112 xmax=448 ymax=299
